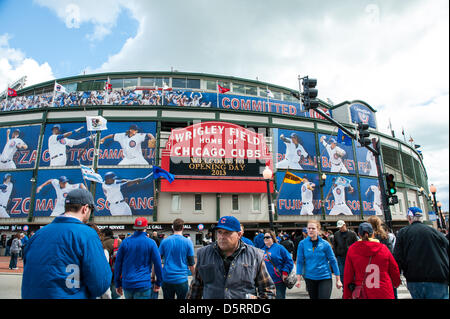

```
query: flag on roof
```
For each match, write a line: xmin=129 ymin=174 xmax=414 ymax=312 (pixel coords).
xmin=7 ymin=88 xmax=17 ymax=97
xmin=218 ymin=84 xmax=230 ymax=94
xmin=266 ymin=89 xmax=274 ymax=99
xmin=54 ymin=82 xmax=67 ymax=94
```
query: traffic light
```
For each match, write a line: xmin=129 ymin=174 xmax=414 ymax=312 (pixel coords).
xmin=302 ymin=77 xmax=319 ymax=110
xmin=357 ymin=123 xmax=371 ymax=146
xmin=385 ymin=173 xmax=398 ymax=205
xmin=385 ymin=173 xmax=396 ymax=195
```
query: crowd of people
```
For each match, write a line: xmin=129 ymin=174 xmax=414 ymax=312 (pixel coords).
xmin=0 ymin=89 xmax=212 ymax=112
xmin=4 ymin=188 xmax=448 ymax=299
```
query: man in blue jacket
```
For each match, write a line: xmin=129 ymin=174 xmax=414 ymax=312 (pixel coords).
xmin=21 ymin=188 xmax=112 ymax=299
xmin=114 ymin=217 xmax=163 ymax=299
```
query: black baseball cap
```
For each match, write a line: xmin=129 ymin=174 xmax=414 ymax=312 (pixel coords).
xmin=65 ymin=189 xmax=97 ymax=211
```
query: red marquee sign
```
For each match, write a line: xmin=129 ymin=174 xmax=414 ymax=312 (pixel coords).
xmin=161 ymin=121 xmax=273 ymax=193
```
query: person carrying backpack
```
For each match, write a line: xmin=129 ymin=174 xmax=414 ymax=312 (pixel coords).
xmin=101 ymin=227 xmax=122 ymax=299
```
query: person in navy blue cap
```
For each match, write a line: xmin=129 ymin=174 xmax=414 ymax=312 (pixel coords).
xmin=187 ymin=216 xmax=275 ymax=299
xmin=394 ymin=207 xmax=449 ymax=299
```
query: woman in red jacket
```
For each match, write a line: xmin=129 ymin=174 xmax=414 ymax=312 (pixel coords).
xmin=343 ymin=222 xmax=401 ymax=299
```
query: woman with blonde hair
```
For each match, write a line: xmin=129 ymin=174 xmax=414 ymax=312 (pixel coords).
xmin=367 ymin=216 xmax=392 ymax=251
xmin=295 ymin=220 xmax=342 ymax=299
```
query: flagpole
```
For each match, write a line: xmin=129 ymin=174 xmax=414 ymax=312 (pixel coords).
xmin=216 ymin=80 xmax=219 ymax=108
xmin=52 ymin=80 xmax=57 ymax=107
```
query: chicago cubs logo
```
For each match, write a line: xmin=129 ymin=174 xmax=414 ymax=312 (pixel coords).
xmin=9 ymin=141 xmax=16 ymax=147
xmin=59 ymin=138 xmax=67 ymax=145
xmin=220 ymin=217 xmax=227 ymax=224
xmin=129 ymin=140 xmax=136 ymax=148
xmin=336 ymin=188 xmax=341 ymax=195
xmin=334 ymin=153 xmax=340 ymax=159
xmin=358 ymin=111 xmax=369 ymax=124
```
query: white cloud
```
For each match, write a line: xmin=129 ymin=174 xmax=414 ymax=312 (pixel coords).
xmin=0 ymin=34 xmax=54 ymax=90
xmin=35 ymin=0 xmax=128 ymax=41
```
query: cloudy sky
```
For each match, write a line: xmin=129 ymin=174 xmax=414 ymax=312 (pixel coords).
xmin=1 ymin=0 xmax=448 ymax=209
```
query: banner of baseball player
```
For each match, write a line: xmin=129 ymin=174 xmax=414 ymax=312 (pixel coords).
xmin=39 ymin=121 xmax=157 ymax=167
xmin=33 ymin=169 xmax=90 ymax=217
xmin=94 ymin=168 xmax=154 ymax=217
xmin=359 ymin=177 xmax=383 ymax=216
xmin=0 ymin=171 xmax=33 ymax=218
xmin=1 ymin=88 xmax=333 ymax=121
xmin=318 ymin=133 xmax=356 ymax=174
xmin=322 ymin=175 xmax=360 ymax=216
xmin=349 ymin=102 xmax=377 ymax=129
xmin=0 ymin=125 xmax=41 ymax=170
xmin=355 ymin=141 xmax=378 ymax=177
xmin=98 ymin=121 xmax=157 ymax=166
xmin=274 ymin=129 xmax=318 ymax=171
xmin=276 ymin=171 xmax=321 ymax=216
xmin=40 ymin=122 xmax=96 ymax=167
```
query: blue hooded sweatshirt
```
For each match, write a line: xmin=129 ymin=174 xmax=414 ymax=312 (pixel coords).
xmin=21 ymin=216 xmax=112 ymax=299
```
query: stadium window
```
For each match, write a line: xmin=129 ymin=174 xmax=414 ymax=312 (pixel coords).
xmin=259 ymin=88 xmax=267 ymax=97
xmin=232 ymin=195 xmax=239 ymax=211
xmin=194 ymin=194 xmax=202 ymax=211
xmin=272 ymin=91 xmax=282 ymax=100
xmin=245 ymin=85 xmax=257 ymax=96
xmin=154 ymin=77 xmax=170 ymax=88
xmin=187 ymin=78 xmax=200 ymax=89
xmin=123 ymin=78 xmax=138 ymax=89
xmin=233 ymin=83 xmax=245 ymax=94
xmin=141 ymin=77 xmax=156 ymax=87
xmin=401 ymin=153 xmax=415 ymax=185
xmin=172 ymin=78 xmax=187 ymax=88
xmin=171 ymin=194 xmax=181 ymax=211
xmin=109 ymin=78 xmax=124 ymax=89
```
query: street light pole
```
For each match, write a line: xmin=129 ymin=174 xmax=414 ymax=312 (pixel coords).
xmin=263 ymin=166 xmax=275 ymax=232
xmin=429 ymin=184 xmax=445 ymax=230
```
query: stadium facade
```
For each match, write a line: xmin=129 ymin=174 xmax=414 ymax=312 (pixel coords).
xmin=0 ymin=71 xmax=436 ymax=243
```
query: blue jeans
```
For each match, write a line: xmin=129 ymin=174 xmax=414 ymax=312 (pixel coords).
xmin=275 ymin=282 xmax=287 ymax=299
xmin=123 ymin=287 xmax=152 ymax=299
xmin=336 ymin=256 xmax=346 ymax=284
xmin=162 ymin=281 xmax=189 ymax=299
xmin=9 ymin=252 xmax=18 ymax=269
xmin=407 ymin=282 xmax=449 ymax=299
xmin=110 ymin=282 xmax=121 ymax=299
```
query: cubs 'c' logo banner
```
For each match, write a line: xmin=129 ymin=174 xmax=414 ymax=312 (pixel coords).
xmin=349 ymin=103 xmax=377 ymax=129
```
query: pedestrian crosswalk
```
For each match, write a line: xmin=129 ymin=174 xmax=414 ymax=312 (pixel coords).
xmin=396 ymin=276 xmax=412 ymax=299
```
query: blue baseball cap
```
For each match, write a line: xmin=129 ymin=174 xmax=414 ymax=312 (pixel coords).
xmin=214 ymin=216 xmax=241 ymax=232
xmin=407 ymin=207 xmax=423 ymax=217
xmin=59 ymin=176 xmax=69 ymax=183
xmin=358 ymin=222 xmax=374 ymax=236
xmin=104 ymin=172 xmax=116 ymax=180
xmin=302 ymin=227 xmax=308 ymax=233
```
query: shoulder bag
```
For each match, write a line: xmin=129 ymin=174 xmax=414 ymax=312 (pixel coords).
xmin=351 ymin=256 xmax=373 ymax=299
xmin=265 ymin=249 xmax=297 ymax=289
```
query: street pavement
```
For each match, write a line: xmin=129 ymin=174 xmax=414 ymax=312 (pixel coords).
xmin=0 ymin=256 xmax=411 ymax=299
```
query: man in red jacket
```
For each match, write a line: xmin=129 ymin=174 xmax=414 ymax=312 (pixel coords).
xmin=343 ymin=222 xmax=401 ymax=299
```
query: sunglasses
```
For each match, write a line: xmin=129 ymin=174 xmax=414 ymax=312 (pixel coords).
xmin=263 ymin=236 xmax=272 ymax=239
